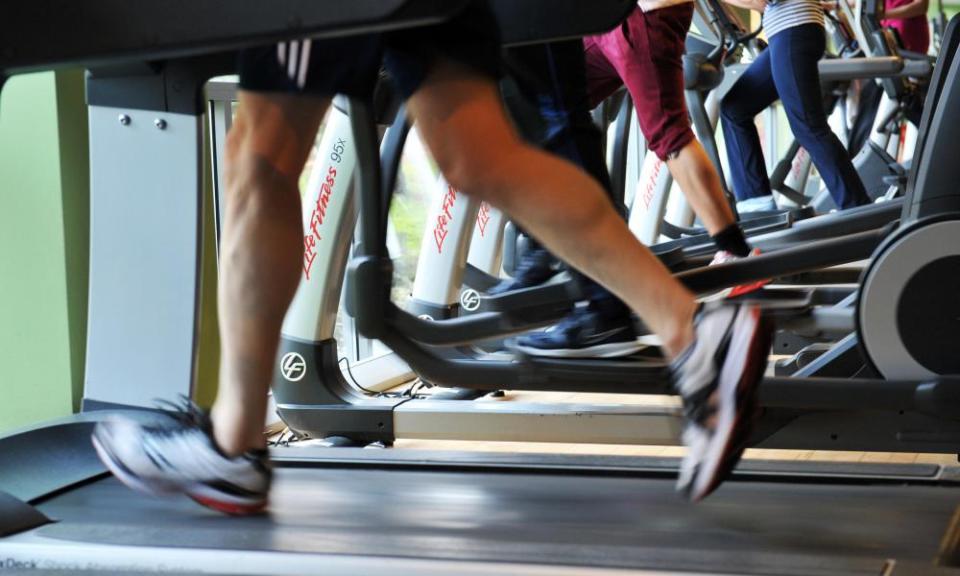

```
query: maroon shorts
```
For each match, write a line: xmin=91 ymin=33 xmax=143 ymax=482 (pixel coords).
xmin=584 ymin=3 xmax=695 ymax=161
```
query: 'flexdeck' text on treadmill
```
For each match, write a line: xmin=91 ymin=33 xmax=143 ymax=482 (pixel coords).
xmin=303 ymin=138 xmax=348 ymax=279
xmin=2 ymin=559 xmax=38 ymax=569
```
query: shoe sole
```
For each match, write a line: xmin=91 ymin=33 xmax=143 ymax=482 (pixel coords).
xmin=690 ymin=306 xmax=771 ymax=501
xmin=93 ymin=431 xmax=268 ymax=516
xmin=92 ymin=431 xmax=176 ymax=496
xmin=189 ymin=486 xmax=268 ymax=516
xmin=513 ymin=340 xmax=644 ymax=359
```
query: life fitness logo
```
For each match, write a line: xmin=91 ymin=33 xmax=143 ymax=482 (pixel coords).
xmin=460 ymin=289 xmax=481 ymax=312
xmin=302 ymin=137 xmax=348 ymax=280
xmin=476 ymin=202 xmax=492 ymax=237
xmin=281 ymin=352 xmax=307 ymax=382
xmin=641 ymin=158 xmax=664 ymax=210
xmin=433 ymin=185 xmax=458 ymax=254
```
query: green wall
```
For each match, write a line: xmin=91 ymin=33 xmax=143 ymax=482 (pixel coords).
xmin=0 ymin=71 xmax=89 ymax=435
xmin=0 ymin=71 xmax=221 ymax=433
xmin=195 ymin=120 xmax=222 ymax=409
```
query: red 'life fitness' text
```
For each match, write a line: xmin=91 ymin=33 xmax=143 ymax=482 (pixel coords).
xmin=303 ymin=138 xmax=347 ymax=280
xmin=433 ymin=185 xmax=458 ymax=254
xmin=476 ymin=202 xmax=492 ymax=237
xmin=641 ymin=158 xmax=664 ymax=210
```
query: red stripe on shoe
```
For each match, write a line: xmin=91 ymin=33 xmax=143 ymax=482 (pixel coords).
xmin=190 ymin=494 xmax=268 ymax=516
xmin=693 ymin=309 xmax=771 ymax=501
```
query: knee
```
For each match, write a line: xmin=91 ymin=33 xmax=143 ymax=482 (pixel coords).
xmin=720 ymin=96 xmax=749 ymax=125
xmin=789 ymin=118 xmax=839 ymax=150
xmin=719 ymin=99 xmax=738 ymax=123
xmin=224 ymin=123 xmax=300 ymax=221
xmin=225 ymin=118 xmax=260 ymax=197
xmin=434 ymin=141 xmax=518 ymax=206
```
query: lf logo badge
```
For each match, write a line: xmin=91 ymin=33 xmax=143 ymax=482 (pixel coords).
xmin=460 ymin=289 xmax=481 ymax=312
xmin=280 ymin=352 xmax=307 ymax=382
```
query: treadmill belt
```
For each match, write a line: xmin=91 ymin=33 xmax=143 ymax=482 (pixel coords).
xmin=31 ymin=466 xmax=960 ymax=575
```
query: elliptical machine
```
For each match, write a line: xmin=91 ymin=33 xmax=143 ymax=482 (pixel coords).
xmin=857 ymin=30 xmax=960 ymax=380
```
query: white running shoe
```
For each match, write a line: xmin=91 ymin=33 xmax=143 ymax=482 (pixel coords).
xmin=736 ymin=195 xmax=778 ymax=214
xmin=92 ymin=398 xmax=272 ymax=515
xmin=671 ymin=303 xmax=772 ymax=501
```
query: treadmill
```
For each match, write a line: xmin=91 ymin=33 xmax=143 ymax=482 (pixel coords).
xmin=3 ymin=3 xmax=960 ymax=576
xmin=3 ymin=419 xmax=960 ymax=576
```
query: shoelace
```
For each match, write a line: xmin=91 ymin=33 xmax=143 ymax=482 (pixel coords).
xmin=546 ymin=307 xmax=594 ymax=336
xmin=151 ymin=395 xmax=212 ymax=434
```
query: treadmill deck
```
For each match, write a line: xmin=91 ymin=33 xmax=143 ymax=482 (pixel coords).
xmin=6 ymin=451 xmax=960 ymax=576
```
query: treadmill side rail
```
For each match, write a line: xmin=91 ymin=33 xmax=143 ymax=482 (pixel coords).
xmin=0 ymin=491 xmax=50 ymax=538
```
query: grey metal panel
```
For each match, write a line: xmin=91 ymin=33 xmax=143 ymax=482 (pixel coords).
xmin=396 ymin=400 xmax=683 ymax=445
xmin=394 ymin=391 xmax=960 ymax=453
xmin=84 ymin=106 xmax=202 ymax=408
xmin=754 ymin=409 xmax=960 ymax=453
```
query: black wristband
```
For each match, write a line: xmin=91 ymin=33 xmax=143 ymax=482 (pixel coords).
xmin=712 ymin=224 xmax=751 ymax=257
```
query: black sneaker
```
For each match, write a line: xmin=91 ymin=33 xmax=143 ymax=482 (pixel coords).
xmin=671 ymin=303 xmax=772 ymax=502
xmin=513 ymin=307 xmax=642 ymax=358
xmin=488 ymin=248 xmax=560 ymax=295
xmin=92 ymin=398 xmax=272 ymax=516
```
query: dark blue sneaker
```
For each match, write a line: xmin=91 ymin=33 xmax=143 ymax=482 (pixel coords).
xmin=512 ymin=307 xmax=642 ymax=358
xmin=488 ymin=248 xmax=561 ymax=295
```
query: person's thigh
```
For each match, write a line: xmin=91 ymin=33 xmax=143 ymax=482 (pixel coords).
xmin=720 ymin=47 xmax=778 ymax=122
xmin=235 ymin=36 xmax=382 ymax=182
xmin=385 ymin=0 xmax=514 ymax=192
xmin=768 ymin=25 xmax=829 ymax=131
xmin=230 ymin=92 xmax=328 ymax=185
xmin=404 ymin=57 xmax=520 ymax=195
xmin=583 ymin=35 xmax=625 ymax=109
xmin=616 ymin=4 xmax=697 ymax=159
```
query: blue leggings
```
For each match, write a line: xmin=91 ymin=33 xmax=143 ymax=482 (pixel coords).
xmin=720 ymin=24 xmax=869 ymax=210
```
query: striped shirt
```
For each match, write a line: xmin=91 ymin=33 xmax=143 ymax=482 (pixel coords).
xmin=763 ymin=0 xmax=825 ymax=38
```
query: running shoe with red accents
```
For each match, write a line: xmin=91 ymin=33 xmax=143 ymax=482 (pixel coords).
xmin=92 ymin=398 xmax=271 ymax=516
xmin=710 ymin=248 xmax=771 ymax=298
xmin=671 ymin=302 xmax=772 ymax=501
